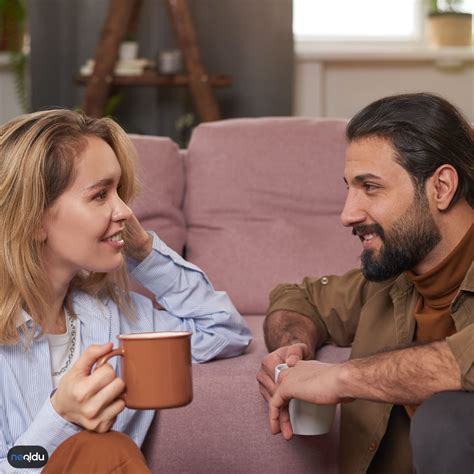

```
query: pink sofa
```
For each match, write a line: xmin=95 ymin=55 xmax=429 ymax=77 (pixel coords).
xmin=130 ymin=118 xmax=361 ymax=473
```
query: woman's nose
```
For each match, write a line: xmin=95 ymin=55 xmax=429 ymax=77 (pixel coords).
xmin=112 ymin=197 xmax=132 ymax=222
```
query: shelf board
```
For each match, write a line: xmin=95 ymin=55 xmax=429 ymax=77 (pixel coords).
xmin=75 ymin=71 xmax=232 ymax=87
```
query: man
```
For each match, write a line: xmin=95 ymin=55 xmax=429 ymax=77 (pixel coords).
xmin=257 ymin=93 xmax=473 ymax=474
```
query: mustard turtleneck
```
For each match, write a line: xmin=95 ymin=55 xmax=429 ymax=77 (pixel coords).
xmin=404 ymin=224 xmax=473 ymax=417
xmin=407 ymin=224 xmax=473 ymax=344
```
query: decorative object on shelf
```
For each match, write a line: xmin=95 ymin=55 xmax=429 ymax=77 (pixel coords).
xmin=158 ymin=49 xmax=183 ymax=74
xmin=119 ymin=37 xmax=139 ymax=60
xmin=426 ymin=0 xmax=473 ymax=47
xmin=80 ymin=58 xmax=154 ymax=76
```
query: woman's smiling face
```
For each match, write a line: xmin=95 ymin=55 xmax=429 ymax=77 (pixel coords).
xmin=42 ymin=135 xmax=132 ymax=285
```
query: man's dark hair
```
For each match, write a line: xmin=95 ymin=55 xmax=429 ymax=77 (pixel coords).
xmin=346 ymin=93 xmax=474 ymax=208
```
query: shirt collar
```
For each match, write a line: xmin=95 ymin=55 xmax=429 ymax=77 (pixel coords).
xmin=460 ymin=262 xmax=474 ymax=293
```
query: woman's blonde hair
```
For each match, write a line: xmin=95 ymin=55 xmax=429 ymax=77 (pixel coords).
xmin=0 ymin=109 xmax=139 ymax=344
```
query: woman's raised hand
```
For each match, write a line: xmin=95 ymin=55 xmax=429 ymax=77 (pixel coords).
xmin=123 ymin=214 xmax=153 ymax=262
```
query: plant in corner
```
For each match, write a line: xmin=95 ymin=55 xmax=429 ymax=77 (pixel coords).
xmin=0 ymin=0 xmax=29 ymax=112
xmin=426 ymin=0 xmax=473 ymax=47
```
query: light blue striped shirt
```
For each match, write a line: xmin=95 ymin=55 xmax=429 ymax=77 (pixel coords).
xmin=0 ymin=233 xmax=251 ymax=472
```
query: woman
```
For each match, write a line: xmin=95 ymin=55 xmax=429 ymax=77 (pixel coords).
xmin=0 ymin=110 xmax=251 ymax=472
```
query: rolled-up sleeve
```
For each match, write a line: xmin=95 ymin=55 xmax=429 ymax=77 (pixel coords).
xmin=446 ymin=323 xmax=474 ymax=391
xmin=267 ymin=269 xmax=388 ymax=347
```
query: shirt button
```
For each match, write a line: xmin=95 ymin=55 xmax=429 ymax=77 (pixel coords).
xmin=321 ymin=277 xmax=329 ymax=285
xmin=369 ymin=442 xmax=377 ymax=451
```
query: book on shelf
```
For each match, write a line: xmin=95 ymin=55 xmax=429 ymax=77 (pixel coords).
xmin=80 ymin=58 xmax=155 ymax=76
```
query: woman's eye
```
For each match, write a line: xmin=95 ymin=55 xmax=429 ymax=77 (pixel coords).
xmin=94 ymin=190 xmax=107 ymax=201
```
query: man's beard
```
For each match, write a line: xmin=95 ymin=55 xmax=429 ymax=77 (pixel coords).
xmin=353 ymin=193 xmax=442 ymax=282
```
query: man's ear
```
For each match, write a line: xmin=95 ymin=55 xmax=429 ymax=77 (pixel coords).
xmin=429 ymin=165 xmax=459 ymax=211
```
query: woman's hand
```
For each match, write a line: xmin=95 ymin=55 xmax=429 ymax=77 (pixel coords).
xmin=51 ymin=343 xmax=126 ymax=433
xmin=123 ymin=214 xmax=152 ymax=262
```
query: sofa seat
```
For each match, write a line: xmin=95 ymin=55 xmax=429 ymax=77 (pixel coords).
xmin=142 ymin=316 xmax=350 ymax=473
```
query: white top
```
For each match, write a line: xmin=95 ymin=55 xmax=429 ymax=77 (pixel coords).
xmin=46 ymin=319 xmax=80 ymax=388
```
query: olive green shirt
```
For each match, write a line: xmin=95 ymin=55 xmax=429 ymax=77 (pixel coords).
xmin=267 ymin=263 xmax=474 ymax=474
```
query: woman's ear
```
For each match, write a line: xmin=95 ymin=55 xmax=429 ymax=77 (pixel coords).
xmin=430 ymin=165 xmax=459 ymax=211
xmin=36 ymin=212 xmax=50 ymax=242
xmin=34 ymin=225 xmax=47 ymax=242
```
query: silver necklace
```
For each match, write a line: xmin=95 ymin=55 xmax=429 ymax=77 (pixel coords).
xmin=52 ymin=308 xmax=77 ymax=377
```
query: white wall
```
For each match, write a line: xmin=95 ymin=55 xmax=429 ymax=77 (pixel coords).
xmin=293 ymin=45 xmax=474 ymax=121
xmin=0 ymin=53 xmax=23 ymax=124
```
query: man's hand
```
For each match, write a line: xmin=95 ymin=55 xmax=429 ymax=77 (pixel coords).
xmin=51 ymin=343 xmax=126 ymax=433
xmin=268 ymin=341 xmax=463 ymax=439
xmin=256 ymin=343 xmax=311 ymax=402
xmin=123 ymin=214 xmax=153 ymax=262
xmin=269 ymin=360 xmax=352 ymax=440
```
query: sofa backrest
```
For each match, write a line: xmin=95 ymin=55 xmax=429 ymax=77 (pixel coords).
xmin=183 ymin=117 xmax=361 ymax=316
xmin=129 ymin=134 xmax=186 ymax=255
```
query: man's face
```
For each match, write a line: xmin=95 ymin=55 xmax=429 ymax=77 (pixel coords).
xmin=341 ymin=136 xmax=441 ymax=281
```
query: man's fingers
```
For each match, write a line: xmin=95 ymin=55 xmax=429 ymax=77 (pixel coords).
xmin=285 ymin=343 xmax=309 ymax=366
xmin=279 ymin=407 xmax=293 ymax=440
xmin=73 ymin=343 xmax=113 ymax=375
xmin=258 ymin=383 xmax=272 ymax=402
xmin=256 ymin=369 xmax=277 ymax=398
xmin=286 ymin=354 xmax=300 ymax=367
xmin=269 ymin=389 xmax=291 ymax=436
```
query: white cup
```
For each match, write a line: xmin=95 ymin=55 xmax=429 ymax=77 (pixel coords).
xmin=274 ymin=363 xmax=336 ymax=436
xmin=159 ymin=49 xmax=183 ymax=74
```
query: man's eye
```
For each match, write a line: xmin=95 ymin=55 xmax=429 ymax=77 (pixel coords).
xmin=364 ymin=183 xmax=378 ymax=192
xmin=94 ymin=190 xmax=107 ymax=200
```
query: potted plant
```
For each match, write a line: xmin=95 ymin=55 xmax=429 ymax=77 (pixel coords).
xmin=427 ymin=0 xmax=473 ymax=47
xmin=0 ymin=0 xmax=26 ymax=52
xmin=0 ymin=0 xmax=29 ymax=112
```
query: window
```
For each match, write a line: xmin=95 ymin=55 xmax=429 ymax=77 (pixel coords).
xmin=293 ymin=0 xmax=474 ymax=42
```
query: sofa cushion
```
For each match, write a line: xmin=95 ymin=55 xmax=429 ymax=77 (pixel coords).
xmin=183 ymin=118 xmax=361 ymax=315
xmin=129 ymin=135 xmax=186 ymax=254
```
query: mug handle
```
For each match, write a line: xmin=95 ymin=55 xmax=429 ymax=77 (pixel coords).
xmin=96 ymin=348 xmax=125 ymax=368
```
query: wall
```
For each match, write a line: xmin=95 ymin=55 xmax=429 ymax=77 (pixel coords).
xmin=293 ymin=45 xmax=474 ymax=121
xmin=0 ymin=53 xmax=23 ymax=123
xmin=28 ymin=0 xmax=294 ymax=139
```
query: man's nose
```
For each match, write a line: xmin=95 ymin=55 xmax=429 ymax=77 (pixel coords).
xmin=340 ymin=191 xmax=366 ymax=227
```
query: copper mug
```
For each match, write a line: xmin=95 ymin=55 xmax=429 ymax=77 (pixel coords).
xmin=98 ymin=331 xmax=193 ymax=410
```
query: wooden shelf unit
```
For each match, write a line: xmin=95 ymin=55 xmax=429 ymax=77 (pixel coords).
xmin=76 ymin=72 xmax=231 ymax=88
xmin=80 ymin=0 xmax=229 ymax=122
